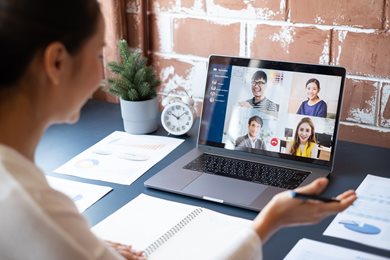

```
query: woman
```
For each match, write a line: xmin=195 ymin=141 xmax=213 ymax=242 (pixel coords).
xmin=297 ymin=78 xmax=328 ymax=117
xmin=0 ymin=1 xmax=356 ymax=259
xmin=286 ymin=117 xmax=318 ymax=159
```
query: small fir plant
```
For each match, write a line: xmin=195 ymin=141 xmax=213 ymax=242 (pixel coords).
xmin=107 ymin=39 xmax=160 ymax=101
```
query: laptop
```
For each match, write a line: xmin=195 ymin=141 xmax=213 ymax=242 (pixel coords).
xmin=145 ymin=55 xmax=346 ymax=211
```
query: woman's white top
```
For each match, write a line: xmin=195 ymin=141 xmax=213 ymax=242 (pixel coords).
xmin=0 ymin=144 xmax=262 ymax=259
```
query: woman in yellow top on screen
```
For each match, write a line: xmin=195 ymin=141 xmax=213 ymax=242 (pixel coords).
xmin=286 ymin=117 xmax=318 ymax=158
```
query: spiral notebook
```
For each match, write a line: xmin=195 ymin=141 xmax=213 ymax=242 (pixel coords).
xmin=92 ymin=194 xmax=251 ymax=259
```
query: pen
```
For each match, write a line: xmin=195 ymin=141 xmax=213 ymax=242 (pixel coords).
xmin=290 ymin=191 xmax=340 ymax=203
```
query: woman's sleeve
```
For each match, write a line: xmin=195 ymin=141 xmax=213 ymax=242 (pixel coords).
xmin=297 ymin=102 xmax=304 ymax=114
xmin=211 ymin=227 xmax=262 ymax=260
xmin=318 ymin=101 xmax=327 ymax=117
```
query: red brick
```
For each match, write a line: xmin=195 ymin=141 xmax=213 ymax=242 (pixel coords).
xmin=181 ymin=0 xmax=205 ymax=10
xmin=101 ymin=0 xmax=127 ymax=79
xmin=386 ymin=0 xmax=390 ymax=30
xmin=212 ymin=0 xmax=286 ymax=20
xmin=331 ymin=31 xmax=390 ymax=78
xmin=126 ymin=0 xmax=139 ymax=14
xmin=151 ymin=55 xmax=207 ymax=115
xmin=157 ymin=93 xmax=203 ymax=116
xmin=250 ymin=25 xmax=330 ymax=64
xmin=173 ymin=18 xmax=241 ymax=57
xmin=149 ymin=0 xmax=206 ymax=13
xmin=212 ymin=0 xmax=248 ymax=10
xmin=149 ymin=14 xmax=161 ymax=53
xmin=149 ymin=0 xmax=175 ymax=11
xmin=341 ymin=79 xmax=378 ymax=125
xmin=290 ymin=0 xmax=384 ymax=29
xmin=152 ymin=55 xmax=194 ymax=92
xmin=126 ymin=14 xmax=142 ymax=49
xmin=380 ymin=83 xmax=390 ymax=127
xmin=338 ymin=124 xmax=390 ymax=148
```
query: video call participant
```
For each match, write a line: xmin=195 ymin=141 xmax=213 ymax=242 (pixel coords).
xmin=235 ymin=115 xmax=265 ymax=150
xmin=297 ymin=78 xmax=328 ymax=118
xmin=0 ymin=1 xmax=356 ymax=259
xmin=239 ymin=70 xmax=279 ymax=115
xmin=286 ymin=117 xmax=319 ymax=159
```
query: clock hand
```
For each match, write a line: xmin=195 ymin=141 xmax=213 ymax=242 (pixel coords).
xmin=170 ymin=112 xmax=179 ymax=120
xmin=177 ymin=112 xmax=186 ymax=118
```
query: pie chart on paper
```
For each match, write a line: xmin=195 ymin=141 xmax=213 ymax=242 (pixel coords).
xmin=74 ymin=158 xmax=100 ymax=169
xmin=339 ymin=220 xmax=381 ymax=235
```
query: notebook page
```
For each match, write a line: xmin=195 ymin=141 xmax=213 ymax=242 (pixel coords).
xmin=92 ymin=194 xmax=198 ymax=250
xmin=149 ymin=208 xmax=251 ymax=259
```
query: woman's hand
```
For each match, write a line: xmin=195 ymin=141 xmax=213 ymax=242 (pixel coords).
xmin=106 ymin=240 xmax=146 ymax=260
xmin=252 ymin=177 xmax=356 ymax=242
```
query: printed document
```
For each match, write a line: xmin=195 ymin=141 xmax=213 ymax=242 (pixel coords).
xmin=54 ymin=131 xmax=184 ymax=185
xmin=284 ymin=238 xmax=389 ymax=260
xmin=46 ymin=175 xmax=112 ymax=212
xmin=324 ymin=174 xmax=390 ymax=251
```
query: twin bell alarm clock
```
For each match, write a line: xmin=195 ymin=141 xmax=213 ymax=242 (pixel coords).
xmin=161 ymin=88 xmax=196 ymax=135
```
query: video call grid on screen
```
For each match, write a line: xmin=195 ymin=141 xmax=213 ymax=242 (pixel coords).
xmin=199 ymin=56 xmax=346 ymax=167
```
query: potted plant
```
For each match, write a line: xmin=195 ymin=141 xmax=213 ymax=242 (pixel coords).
xmin=107 ymin=39 xmax=161 ymax=134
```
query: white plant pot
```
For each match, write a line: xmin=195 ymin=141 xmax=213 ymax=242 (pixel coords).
xmin=120 ymin=97 xmax=159 ymax=134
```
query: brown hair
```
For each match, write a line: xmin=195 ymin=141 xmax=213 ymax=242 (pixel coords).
xmin=248 ymin=115 xmax=263 ymax=128
xmin=0 ymin=0 xmax=100 ymax=87
xmin=290 ymin=117 xmax=316 ymax=155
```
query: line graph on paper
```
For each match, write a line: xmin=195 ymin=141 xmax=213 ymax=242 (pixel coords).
xmin=108 ymin=138 xmax=166 ymax=151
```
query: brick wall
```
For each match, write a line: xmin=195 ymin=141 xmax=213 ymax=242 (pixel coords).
xmin=119 ymin=0 xmax=390 ymax=147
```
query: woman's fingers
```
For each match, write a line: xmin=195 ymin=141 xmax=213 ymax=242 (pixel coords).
xmin=295 ymin=177 xmax=329 ymax=195
xmin=316 ymin=190 xmax=357 ymax=215
xmin=336 ymin=189 xmax=356 ymax=200
xmin=338 ymin=190 xmax=357 ymax=208
xmin=105 ymin=240 xmax=146 ymax=260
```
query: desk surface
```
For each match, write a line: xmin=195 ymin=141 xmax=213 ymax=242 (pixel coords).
xmin=36 ymin=99 xmax=390 ymax=259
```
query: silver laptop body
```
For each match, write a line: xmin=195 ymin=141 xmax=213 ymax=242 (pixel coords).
xmin=145 ymin=55 xmax=346 ymax=211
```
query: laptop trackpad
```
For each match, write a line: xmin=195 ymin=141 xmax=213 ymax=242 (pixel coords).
xmin=182 ymin=174 xmax=266 ymax=206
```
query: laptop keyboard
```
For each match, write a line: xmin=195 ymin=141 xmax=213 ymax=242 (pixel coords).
xmin=183 ymin=153 xmax=310 ymax=189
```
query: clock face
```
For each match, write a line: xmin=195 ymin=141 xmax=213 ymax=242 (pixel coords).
xmin=161 ymin=102 xmax=194 ymax=135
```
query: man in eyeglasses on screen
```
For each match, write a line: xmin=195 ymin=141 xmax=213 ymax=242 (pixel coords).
xmin=239 ymin=70 xmax=279 ymax=116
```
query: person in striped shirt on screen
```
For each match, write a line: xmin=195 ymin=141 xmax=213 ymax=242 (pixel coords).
xmin=239 ymin=70 xmax=279 ymax=116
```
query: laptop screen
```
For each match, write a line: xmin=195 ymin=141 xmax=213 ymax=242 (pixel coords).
xmin=198 ymin=55 xmax=346 ymax=167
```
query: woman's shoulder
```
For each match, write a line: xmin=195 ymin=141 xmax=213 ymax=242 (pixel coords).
xmin=318 ymin=99 xmax=327 ymax=106
xmin=299 ymin=100 xmax=309 ymax=107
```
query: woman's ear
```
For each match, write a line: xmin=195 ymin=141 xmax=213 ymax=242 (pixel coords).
xmin=43 ymin=42 xmax=67 ymax=85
